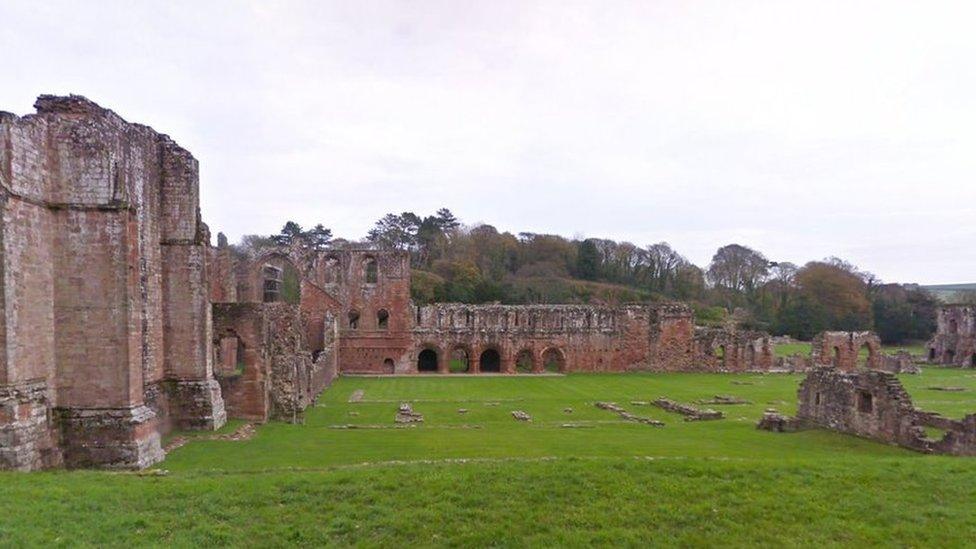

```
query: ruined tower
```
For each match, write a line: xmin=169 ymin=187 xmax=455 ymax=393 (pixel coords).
xmin=0 ymin=95 xmax=225 ymax=470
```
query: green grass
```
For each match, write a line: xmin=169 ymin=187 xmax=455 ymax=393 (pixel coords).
xmin=2 ymin=370 xmax=976 ymax=546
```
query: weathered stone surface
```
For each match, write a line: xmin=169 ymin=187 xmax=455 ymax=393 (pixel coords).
xmin=0 ymin=95 xmax=227 ymax=470
xmin=395 ymin=402 xmax=424 ymax=423
xmin=756 ymin=411 xmax=804 ymax=432
xmin=0 ymin=381 xmax=62 ymax=470
xmin=652 ymin=398 xmax=724 ymax=421
xmin=810 ymin=331 xmax=882 ymax=371
xmin=926 ymin=305 xmax=976 ymax=367
xmin=57 ymin=405 xmax=164 ymax=469
xmin=511 ymin=410 xmax=531 ymax=421
xmin=693 ymin=328 xmax=774 ymax=372
xmin=766 ymin=367 xmax=976 ymax=456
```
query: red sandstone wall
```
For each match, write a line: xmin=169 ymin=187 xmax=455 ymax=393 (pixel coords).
xmin=325 ymin=249 xmax=413 ymax=374
xmin=408 ymin=304 xmax=658 ymax=374
xmin=212 ymin=303 xmax=270 ymax=422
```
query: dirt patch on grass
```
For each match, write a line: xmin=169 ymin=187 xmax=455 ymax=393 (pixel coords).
xmin=164 ymin=423 xmax=256 ymax=453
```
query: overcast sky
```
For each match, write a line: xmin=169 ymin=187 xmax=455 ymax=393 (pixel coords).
xmin=1 ymin=1 xmax=974 ymax=284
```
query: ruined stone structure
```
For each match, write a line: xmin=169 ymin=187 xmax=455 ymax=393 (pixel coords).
xmin=208 ymin=247 xmax=338 ymax=421
xmin=926 ymin=305 xmax=976 ymax=367
xmin=0 ymin=95 xmax=790 ymax=470
xmin=693 ymin=328 xmax=774 ymax=372
xmin=783 ymin=368 xmax=976 ymax=455
xmin=810 ymin=331 xmax=882 ymax=371
xmin=210 ymin=244 xmax=779 ymax=375
xmin=0 ymin=96 xmax=226 ymax=470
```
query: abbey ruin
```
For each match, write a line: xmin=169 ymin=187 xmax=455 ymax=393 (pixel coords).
xmin=0 ymin=96 xmax=970 ymax=470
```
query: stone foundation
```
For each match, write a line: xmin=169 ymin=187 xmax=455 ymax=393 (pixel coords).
xmin=165 ymin=379 xmax=227 ymax=431
xmin=0 ymin=381 xmax=62 ymax=471
xmin=56 ymin=406 xmax=164 ymax=469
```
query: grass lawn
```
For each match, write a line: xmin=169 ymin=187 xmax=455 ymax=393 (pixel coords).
xmin=2 ymin=370 xmax=976 ymax=546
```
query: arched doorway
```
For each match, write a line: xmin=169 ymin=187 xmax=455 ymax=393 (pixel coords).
xmin=542 ymin=348 xmax=565 ymax=373
xmin=717 ymin=345 xmax=727 ymax=367
xmin=515 ymin=349 xmax=534 ymax=373
xmin=383 ymin=358 xmax=395 ymax=373
xmin=417 ymin=349 xmax=438 ymax=372
xmin=450 ymin=347 xmax=470 ymax=373
xmin=745 ymin=344 xmax=756 ymax=367
xmin=857 ymin=343 xmax=873 ymax=368
xmin=479 ymin=349 xmax=501 ymax=373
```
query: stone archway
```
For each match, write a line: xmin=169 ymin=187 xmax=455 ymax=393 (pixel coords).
xmin=515 ymin=349 xmax=535 ymax=373
xmin=450 ymin=347 xmax=471 ymax=373
xmin=417 ymin=349 xmax=438 ymax=372
xmin=479 ymin=349 xmax=501 ymax=373
xmin=542 ymin=348 xmax=566 ymax=373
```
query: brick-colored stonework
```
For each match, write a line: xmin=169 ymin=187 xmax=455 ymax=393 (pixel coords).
xmin=926 ymin=305 xmax=976 ymax=367
xmin=211 ymin=245 xmax=782 ymax=374
xmin=810 ymin=331 xmax=882 ymax=371
xmin=785 ymin=368 xmax=976 ymax=455
xmin=0 ymin=95 xmax=226 ymax=470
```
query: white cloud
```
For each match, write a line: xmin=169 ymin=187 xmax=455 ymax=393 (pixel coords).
xmin=1 ymin=0 xmax=974 ymax=283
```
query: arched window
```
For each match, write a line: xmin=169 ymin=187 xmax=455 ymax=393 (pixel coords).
xmin=364 ymin=258 xmax=378 ymax=284
xmin=377 ymin=309 xmax=389 ymax=330
xmin=348 ymin=310 xmax=360 ymax=330
xmin=949 ymin=318 xmax=959 ymax=335
xmin=262 ymin=265 xmax=283 ymax=302
xmin=323 ymin=256 xmax=341 ymax=284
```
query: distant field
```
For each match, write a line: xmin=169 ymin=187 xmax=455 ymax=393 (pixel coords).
xmin=2 ymin=371 xmax=976 ymax=546
xmin=924 ymin=282 xmax=976 ymax=303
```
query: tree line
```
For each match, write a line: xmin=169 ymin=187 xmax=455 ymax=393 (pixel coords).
xmin=243 ymin=209 xmax=942 ymax=344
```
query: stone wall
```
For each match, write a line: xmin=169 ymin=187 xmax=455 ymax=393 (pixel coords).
xmin=693 ymin=328 xmax=773 ymax=372
xmin=793 ymin=368 xmax=976 ymax=456
xmin=810 ymin=331 xmax=882 ymax=371
xmin=409 ymin=303 xmax=655 ymax=373
xmin=212 ymin=302 xmax=330 ymax=423
xmin=0 ymin=95 xmax=225 ymax=470
xmin=926 ymin=305 xmax=976 ymax=367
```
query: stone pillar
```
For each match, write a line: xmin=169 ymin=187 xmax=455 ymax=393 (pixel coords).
xmin=159 ymin=140 xmax=226 ymax=431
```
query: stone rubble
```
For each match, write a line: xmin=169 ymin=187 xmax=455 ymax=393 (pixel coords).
xmin=511 ymin=410 xmax=532 ymax=421
xmin=595 ymin=402 xmax=665 ymax=426
xmin=652 ymin=398 xmax=724 ymax=421
xmin=395 ymin=403 xmax=424 ymax=424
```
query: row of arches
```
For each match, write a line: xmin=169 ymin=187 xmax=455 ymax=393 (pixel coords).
xmin=416 ymin=346 xmax=566 ymax=374
xmin=710 ymin=342 xmax=769 ymax=369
